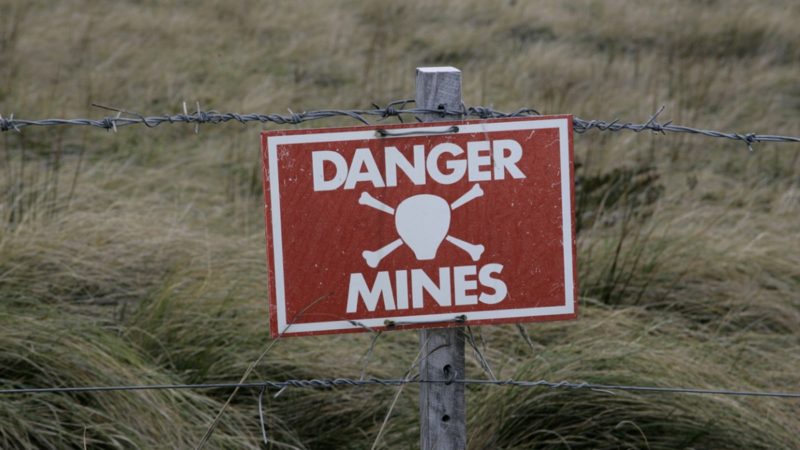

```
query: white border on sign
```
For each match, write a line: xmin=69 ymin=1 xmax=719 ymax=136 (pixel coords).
xmin=267 ymin=119 xmax=574 ymax=335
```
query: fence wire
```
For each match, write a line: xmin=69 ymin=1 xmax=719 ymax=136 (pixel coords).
xmin=1 ymin=377 xmax=798 ymax=398
xmin=2 ymin=101 xmax=800 ymax=150
xmin=3 ymin=99 xmax=800 ymax=444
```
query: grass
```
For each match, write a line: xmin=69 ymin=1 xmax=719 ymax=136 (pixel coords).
xmin=1 ymin=0 xmax=799 ymax=448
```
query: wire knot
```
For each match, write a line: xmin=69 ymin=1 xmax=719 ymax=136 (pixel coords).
xmin=641 ymin=105 xmax=667 ymax=133
xmin=573 ymin=119 xmax=594 ymax=133
xmin=0 ymin=114 xmax=19 ymax=132
xmin=384 ymin=106 xmax=399 ymax=118
xmin=375 ymin=99 xmax=413 ymax=122
xmin=100 ymin=117 xmax=115 ymax=130
xmin=287 ymin=112 xmax=303 ymax=124
xmin=195 ymin=110 xmax=209 ymax=124
xmin=740 ymin=133 xmax=757 ymax=151
xmin=470 ymin=106 xmax=494 ymax=119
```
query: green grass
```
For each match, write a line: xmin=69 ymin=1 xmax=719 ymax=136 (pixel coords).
xmin=1 ymin=0 xmax=799 ymax=448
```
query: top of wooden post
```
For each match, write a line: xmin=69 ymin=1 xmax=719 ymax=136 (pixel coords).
xmin=416 ymin=67 xmax=462 ymax=122
xmin=417 ymin=66 xmax=460 ymax=73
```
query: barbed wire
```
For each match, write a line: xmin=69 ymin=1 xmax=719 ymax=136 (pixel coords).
xmin=1 ymin=101 xmax=799 ymax=150
xmin=1 ymin=377 xmax=798 ymax=398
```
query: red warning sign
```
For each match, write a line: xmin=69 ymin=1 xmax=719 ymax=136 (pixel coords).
xmin=261 ymin=116 xmax=577 ymax=337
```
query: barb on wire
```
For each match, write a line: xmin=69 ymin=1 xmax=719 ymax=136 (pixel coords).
xmin=372 ymin=98 xmax=414 ymax=123
xmin=91 ymin=104 xmax=156 ymax=129
xmin=1 ymin=377 xmax=798 ymax=399
xmin=569 ymin=106 xmax=800 ymax=151
xmin=3 ymin=102 xmax=799 ymax=149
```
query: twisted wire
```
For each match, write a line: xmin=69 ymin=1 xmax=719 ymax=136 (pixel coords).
xmin=2 ymin=103 xmax=798 ymax=150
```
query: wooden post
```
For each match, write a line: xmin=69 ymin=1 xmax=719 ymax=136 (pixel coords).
xmin=416 ymin=66 xmax=466 ymax=450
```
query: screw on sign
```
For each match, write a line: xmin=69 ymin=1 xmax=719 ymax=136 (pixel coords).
xmin=261 ymin=116 xmax=578 ymax=337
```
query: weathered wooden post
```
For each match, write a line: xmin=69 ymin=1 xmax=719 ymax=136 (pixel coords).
xmin=416 ymin=66 xmax=467 ymax=450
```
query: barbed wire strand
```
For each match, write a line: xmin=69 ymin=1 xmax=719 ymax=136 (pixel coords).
xmin=3 ymin=102 xmax=800 ymax=150
xmin=1 ymin=377 xmax=798 ymax=398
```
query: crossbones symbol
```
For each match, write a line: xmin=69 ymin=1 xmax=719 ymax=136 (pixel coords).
xmin=358 ymin=184 xmax=486 ymax=268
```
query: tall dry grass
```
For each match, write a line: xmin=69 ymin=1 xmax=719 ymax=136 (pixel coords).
xmin=0 ymin=0 xmax=798 ymax=448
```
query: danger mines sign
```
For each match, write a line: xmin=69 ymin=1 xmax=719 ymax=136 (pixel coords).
xmin=261 ymin=116 xmax=577 ymax=337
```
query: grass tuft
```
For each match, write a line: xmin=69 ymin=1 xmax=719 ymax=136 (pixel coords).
xmin=0 ymin=0 xmax=798 ymax=448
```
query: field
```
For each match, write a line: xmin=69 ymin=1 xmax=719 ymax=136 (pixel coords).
xmin=1 ymin=0 xmax=799 ymax=448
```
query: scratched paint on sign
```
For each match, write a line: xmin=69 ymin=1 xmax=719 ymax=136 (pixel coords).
xmin=261 ymin=116 xmax=577 ymax=337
